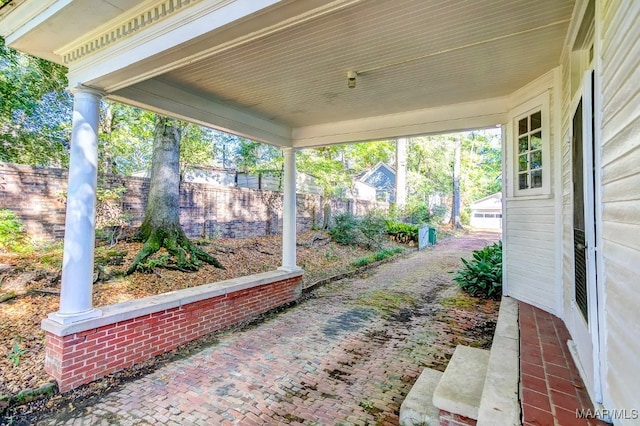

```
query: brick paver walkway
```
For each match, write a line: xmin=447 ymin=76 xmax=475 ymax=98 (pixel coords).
xmin=41 ymin=233 xmax=500 ymax=425
xmin=520 ymin=303 xmax=610 ymax=426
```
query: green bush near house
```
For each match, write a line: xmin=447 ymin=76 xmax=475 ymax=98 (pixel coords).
xmin=453 ymin=241 xmax=502 ymax=299
xmin=0 ymin=209 xmax=33 ymax=253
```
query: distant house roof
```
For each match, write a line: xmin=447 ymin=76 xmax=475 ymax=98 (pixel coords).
xmin=470 ymin=192 xmax=502 ymax=211
xmin=357 ymin=162 xmax=396 ymax=202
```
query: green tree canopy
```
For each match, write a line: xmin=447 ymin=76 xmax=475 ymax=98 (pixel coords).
xmin=1 ymin=37 xmax=71 ymax=166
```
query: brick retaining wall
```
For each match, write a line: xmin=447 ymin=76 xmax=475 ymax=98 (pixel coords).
xmin=0 ymin=162 xmax=387 ymax=241
xmin=42 ymin=270 xmax=303 ymax=393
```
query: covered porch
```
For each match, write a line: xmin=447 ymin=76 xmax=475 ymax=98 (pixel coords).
xmin=4 ymin=0 xmax=626 ymax=423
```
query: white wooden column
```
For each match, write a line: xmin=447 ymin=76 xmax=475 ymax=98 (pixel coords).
xmin=279 ymin=147 xmax=301 ymax=272
xmin=48 ymin=87 xmax=103 ymax=324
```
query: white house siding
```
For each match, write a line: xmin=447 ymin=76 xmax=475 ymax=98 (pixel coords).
xmin=560 ymin=24 xmax=576 ymax=327
xmin=504 ymin=197 xmax=557 ymax=310
xmin=504 ymin=71 xmax=560 ymax=314
xmin=597 ymin=0 xmax=640 ymax=418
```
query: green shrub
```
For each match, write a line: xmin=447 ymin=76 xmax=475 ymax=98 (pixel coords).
xmin=453 ymin=241 xmax=502 ymax=299
xmin=358 ymin=212 xmax=387 ymax=250
xmin=460 ymin=207 xmax=471 ymax=226
xmin=405 ymin=202 xmax=431 ymax=224
xmin=386 ymin=221 xmax=419 ymax=243
xmin=430 ymin=205 xmax=448 ymax=225
xmin=0 ymin=209 xmax=32 ymax=253
xmin=328 ymin=213 xmax=360 ymax=246
xmin=329 ymin=212 xmax=388 ymax=250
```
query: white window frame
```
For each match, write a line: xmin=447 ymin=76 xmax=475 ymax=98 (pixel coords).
xmin=509 ymin=92 xmax=551 ymax=197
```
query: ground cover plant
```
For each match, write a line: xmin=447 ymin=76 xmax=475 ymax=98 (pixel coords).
xmin=0 ymin=209 xmax=32 ymax=254
xmin=385 ymin=221 xmax=419 ymax=244
xmin=452 ymin=241 xmax=502 ymax=298
xmin=351 ymin=247 xmax=405 ymax=268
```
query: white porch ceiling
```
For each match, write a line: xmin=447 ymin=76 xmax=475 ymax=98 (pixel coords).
xmin=0 ymin=0 xmax=575 ymax=147
xmin=159 ymin=0 xmax=571 ymax=128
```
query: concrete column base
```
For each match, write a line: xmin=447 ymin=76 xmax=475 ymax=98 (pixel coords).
xmin=47 ymin=308 xmax=102 ymax=325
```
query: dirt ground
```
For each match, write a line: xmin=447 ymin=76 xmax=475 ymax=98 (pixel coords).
xmin=1 ymin=230 xmax=501 ymax=425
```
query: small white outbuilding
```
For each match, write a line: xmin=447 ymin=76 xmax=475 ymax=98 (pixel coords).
xmin=469 ymin=192 xmax=502 ymax=230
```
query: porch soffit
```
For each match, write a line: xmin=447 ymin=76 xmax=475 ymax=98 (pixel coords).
xmin=0 ymin=0 xmax=575 ymax=147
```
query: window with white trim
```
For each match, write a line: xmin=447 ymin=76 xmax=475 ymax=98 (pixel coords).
xmin=516 ymin=110 xmax=543 ymax=190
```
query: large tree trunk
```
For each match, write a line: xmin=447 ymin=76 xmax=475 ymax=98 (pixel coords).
xmin=322 ymin=198 xmax=332 ymax=230
xmin=450 ymin=136 xmax=463 ymax=229
xmin=126 ymin=117 xmax=222 ymax=274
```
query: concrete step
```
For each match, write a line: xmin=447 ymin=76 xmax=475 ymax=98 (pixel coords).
xmin=477 ymin=296 xmax=521 ymax=426
xmin=432 ymin=345 xmax=490 ymax=421
xmin=399 ymin=368 xmax=443 ymax=426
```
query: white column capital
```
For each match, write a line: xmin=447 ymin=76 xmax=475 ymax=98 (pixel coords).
xmin=69 ymin=84 xmax=105 ymax=99
xmin=281 ymin=146 xmax=300 ymax=154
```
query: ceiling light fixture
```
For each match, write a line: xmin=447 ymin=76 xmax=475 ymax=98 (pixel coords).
xmin=347 ymin=71 xmax=357 ymax=88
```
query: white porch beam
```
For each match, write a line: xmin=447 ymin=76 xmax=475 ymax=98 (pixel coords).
xmin=48 ymin=87 xmax=103 ymax=325
xmin=111 ymin=80 xmax=292 ymax=147
xmin=291 ymin=97 xmax=508 ymax=148
xmin=279 ymin=148 xmax=301 ymax=272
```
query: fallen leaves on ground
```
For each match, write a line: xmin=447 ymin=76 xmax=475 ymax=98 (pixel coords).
xmin=0 ymin=231 xmax=399 ymax=396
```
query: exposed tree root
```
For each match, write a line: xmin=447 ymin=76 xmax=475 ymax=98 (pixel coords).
xmin=126 ymin=227 xmax=224 ymax=275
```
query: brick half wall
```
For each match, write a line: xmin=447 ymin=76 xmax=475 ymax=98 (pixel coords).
xmin=41 ymin=270 xmax=303 ymax=393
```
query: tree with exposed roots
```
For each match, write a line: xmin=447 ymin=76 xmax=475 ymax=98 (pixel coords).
xmin=126 ymin=116 xmax=223 ymax=274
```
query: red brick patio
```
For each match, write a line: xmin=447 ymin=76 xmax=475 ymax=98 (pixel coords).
xmin=519 ymin=302 xmax=610 ymax=426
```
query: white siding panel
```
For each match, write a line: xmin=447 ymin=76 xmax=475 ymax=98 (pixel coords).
xmin=602 ymin=222 xmax=640 ymax=252
xmin=603 ymin=195 xmax=640 ymax=225
xmin=601 ymin=144 xmax=640 ymax=184
xmin=600 ymin=115 xmax=640 ymax=167
xmin=603 ymin=254 xmax=640 ymax=300
xmin=505 ymin=196 xmax=557 ymax=312
xmin=508 ymin=213 xmax=556 ymax=225
xmin=508 ymin=264 xmax=555 ymax=281
xmin=507 ymin=236 xmax=556 ymax=251
xmin=600 ymin=173 xmax=640 ymax=203
xmin=506 ymin=271 xmax=556 ymax=304
xmin=505 ymin=229 xmax=554 ymax=242
xmin=603 ymin=303 xmax=640 ymax=419
xmin=598 ymin=0 xmax=640 ymax=419
xmin=602 ymin=240 xmax=640 ymax=276
xmin=559 ymin=23 xmax=576 ymax=330
xmin=507 ymin=247 xmax=554 ymax=268
xmin=506 ymin=221 xmax=555 ymax=233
